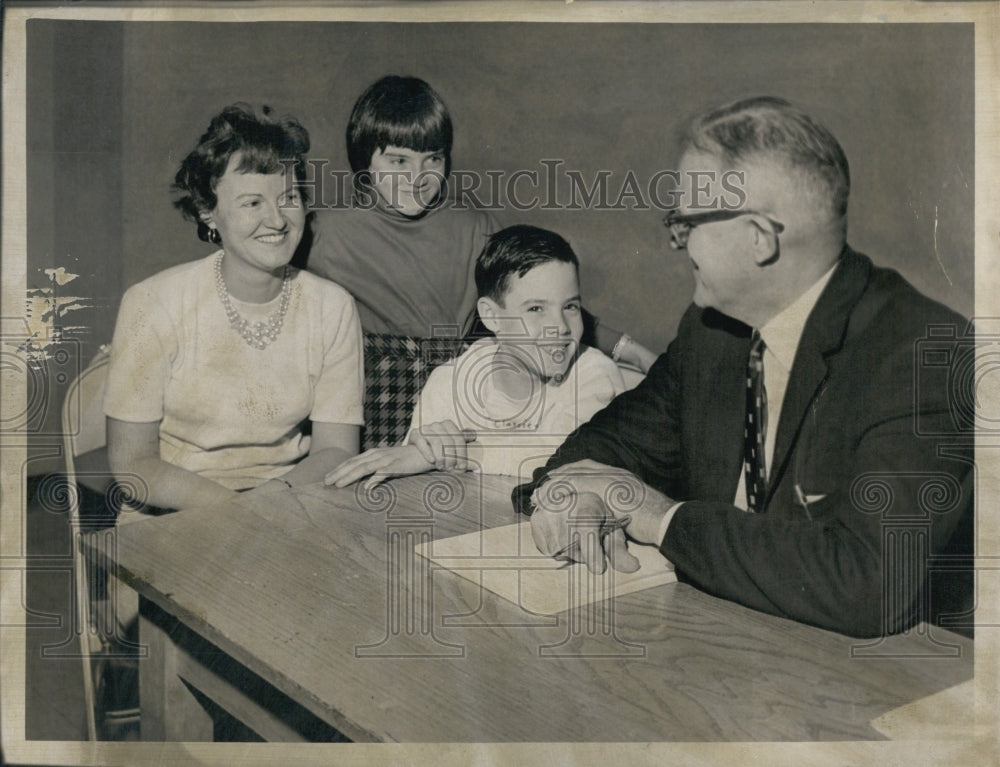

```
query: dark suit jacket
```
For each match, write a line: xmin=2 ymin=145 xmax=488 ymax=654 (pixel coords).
xmin=515 ymin=247 xmax=973 ymax=638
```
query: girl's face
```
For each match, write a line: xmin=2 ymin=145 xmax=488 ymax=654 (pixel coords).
xmin=368 ymin=145 xmax=445 ymax=217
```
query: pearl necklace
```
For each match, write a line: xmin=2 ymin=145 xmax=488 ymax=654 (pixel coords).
xmin=214 ymin=252 xmax=292 ymax=350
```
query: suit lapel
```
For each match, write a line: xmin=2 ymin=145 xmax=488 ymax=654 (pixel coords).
xmin=766 ymin=248 xmax=873 ymax=507
xmin=692 ymin=309 xmax=752 ymax=502
xmin=714 ymin=327 xmax=753 ymax=502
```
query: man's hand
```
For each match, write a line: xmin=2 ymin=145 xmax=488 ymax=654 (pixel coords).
xmin=324 ymin=445 xmax=435 ymax=490
xmin=531 ymin=489 xmax=640 ymax=574
xmin=408 ymin=420 xmax=476 ymax=472
xmin=530 ymin=460 xmax=677 ymax=572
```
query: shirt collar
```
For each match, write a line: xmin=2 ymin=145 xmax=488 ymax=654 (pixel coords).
xmin=759 ymin=262 xmax=839 ymax=373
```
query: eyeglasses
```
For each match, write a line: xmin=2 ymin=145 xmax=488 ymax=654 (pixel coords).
xmin=662 ymin=209 xmax=785 ymax=250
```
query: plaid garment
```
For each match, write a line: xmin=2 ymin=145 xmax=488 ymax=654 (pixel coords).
xmin=362 ymin=333 xmax=469 ymax=450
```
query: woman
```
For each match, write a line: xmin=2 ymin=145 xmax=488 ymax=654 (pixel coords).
xmin=104 ymin=104 xmax=364 ymax=511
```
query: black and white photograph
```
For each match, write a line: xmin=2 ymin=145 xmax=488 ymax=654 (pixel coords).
xmin=1 ymin=1 xmax=996 ymax=765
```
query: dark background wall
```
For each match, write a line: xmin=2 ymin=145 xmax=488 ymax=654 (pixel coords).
xmin=25 ymin=20 xmax=974 ymax=468
xmin=25 ymin=21 xmax=123 ymax=474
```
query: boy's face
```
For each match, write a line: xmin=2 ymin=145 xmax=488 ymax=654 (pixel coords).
xmin=479 ymin=260 xmax=584 ymax=382
xmin=369 ymin=145 xmax=445 ymax=217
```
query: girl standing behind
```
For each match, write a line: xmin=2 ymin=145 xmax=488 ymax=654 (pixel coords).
xmin=306 ymin=76 xmax=655 ymax=448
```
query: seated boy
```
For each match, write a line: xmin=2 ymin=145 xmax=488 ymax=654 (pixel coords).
xmin=325 ymin=225 xmax=629 ymax=489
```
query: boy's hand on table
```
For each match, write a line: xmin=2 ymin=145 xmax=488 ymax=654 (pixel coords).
xmin=408 ymin=420 xmax=476 ymax=472
xmin=324 ymin=445 xmax=435 ymax=491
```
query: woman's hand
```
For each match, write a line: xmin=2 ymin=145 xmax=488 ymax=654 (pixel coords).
xmin=276 ymin=422 xmax=360 ymax=487
xmin=324 ymin=445 xmax=436 ymax=490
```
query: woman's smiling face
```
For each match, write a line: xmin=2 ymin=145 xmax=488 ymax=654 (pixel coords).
xmin=206 ymin=156 xmax=306 ymax=274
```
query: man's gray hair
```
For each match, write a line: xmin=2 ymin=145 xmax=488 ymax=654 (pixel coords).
xmin=684 ymin=96 xmax=850 ymax=218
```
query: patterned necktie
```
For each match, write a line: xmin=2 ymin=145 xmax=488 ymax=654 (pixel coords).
xmin=744 ymin=331 xmax=768 ymax=513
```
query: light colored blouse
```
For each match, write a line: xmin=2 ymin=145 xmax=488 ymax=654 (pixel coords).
xmin=104 ymin=252 xmax=364 ymax=490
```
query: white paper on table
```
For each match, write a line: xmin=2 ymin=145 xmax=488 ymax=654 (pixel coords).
xmin=415 ymin=521 xmax=676 ymax=615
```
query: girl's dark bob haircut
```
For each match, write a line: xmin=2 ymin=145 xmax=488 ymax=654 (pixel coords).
xmin=346 ymin=75 xmax=453 ymax=177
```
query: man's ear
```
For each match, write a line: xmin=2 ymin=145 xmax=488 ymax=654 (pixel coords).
xmin=477 ymin=297 xmax=503 ymax=334
xmin=749 ymin=217 xmax=780 ymax=265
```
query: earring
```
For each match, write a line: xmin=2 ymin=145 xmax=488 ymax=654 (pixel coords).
xmin=208 ymin=227 xmax=221 ymax=245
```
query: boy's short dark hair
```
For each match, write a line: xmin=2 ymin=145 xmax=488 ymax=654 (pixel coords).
xmin=346 ymin=75 xmax=453 ymax=176
xmin=476 ymin=225 xmax=579 ymax=305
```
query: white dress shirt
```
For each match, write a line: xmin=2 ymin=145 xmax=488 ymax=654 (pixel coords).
xmin=656 ymin=263 xmax=839 ymax=543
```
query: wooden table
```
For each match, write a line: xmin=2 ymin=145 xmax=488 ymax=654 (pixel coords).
xmin=98 ymin=473 xmax=974 ymax=742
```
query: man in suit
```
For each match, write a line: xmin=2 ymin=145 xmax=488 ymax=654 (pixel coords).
xmin=515 ymin=96 xmax=973 ymax=638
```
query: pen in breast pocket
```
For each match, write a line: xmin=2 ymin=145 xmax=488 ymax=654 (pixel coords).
xmin=794 ymin=484 xmax=813 ymax=520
